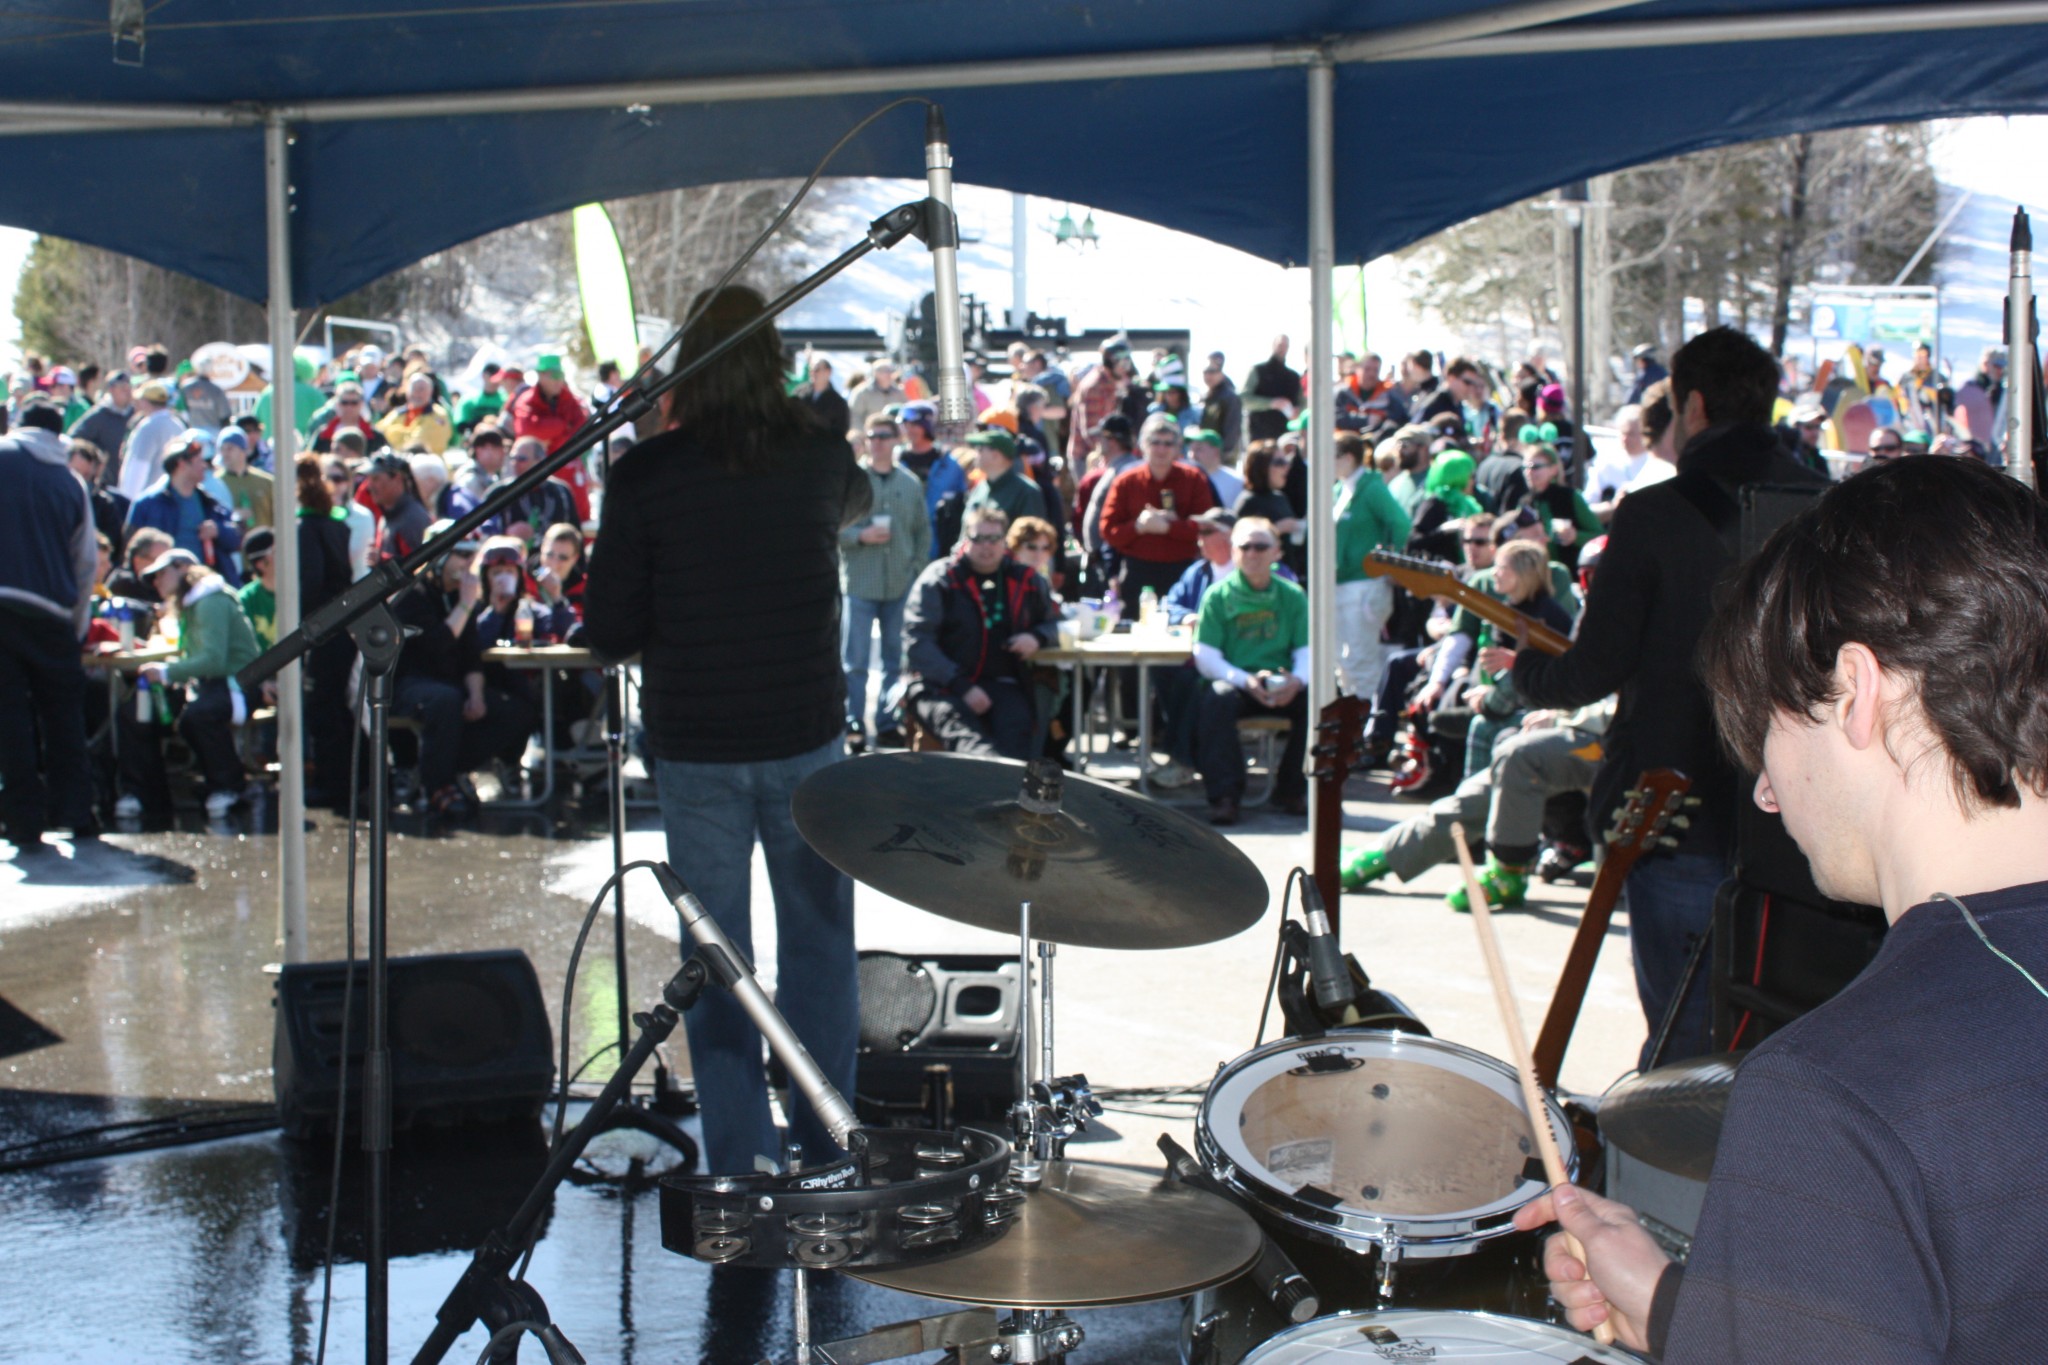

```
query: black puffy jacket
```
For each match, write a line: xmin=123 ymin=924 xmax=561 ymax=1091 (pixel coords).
xmin=582 ymin=420 xmax=868 ymax=763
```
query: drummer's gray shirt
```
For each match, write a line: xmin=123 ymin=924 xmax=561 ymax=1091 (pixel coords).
xmin=1653 ymin=884 xmax=2048 ymax=1363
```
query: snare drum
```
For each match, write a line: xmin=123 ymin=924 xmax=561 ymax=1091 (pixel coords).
xmin=1233 ymin=1309 xmax=1643 ymax=1362
xmin=1197 ymin=1030 xmax=1575 ymax=1264
xmin=1184 ymin=1031 xmax=1575 ymax=1362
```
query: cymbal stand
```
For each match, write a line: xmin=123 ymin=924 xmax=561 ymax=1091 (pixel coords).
xmin=1010 ymin=900 xmax=1043 ymax=1188
xmin=994 ymin=1309 xmax=1085 ymax=1363
xmin=1007 ymin=904 xmax=1103 ymax=1192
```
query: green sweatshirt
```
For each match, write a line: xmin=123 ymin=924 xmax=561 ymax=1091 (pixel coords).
xmin=165 ymin=579 xmax=262 ymax=684
xmin=1333 ymin=470 xmax=1413 ymax=584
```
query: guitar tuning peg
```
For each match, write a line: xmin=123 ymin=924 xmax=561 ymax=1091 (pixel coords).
xmin=1658 ymin=835 xmax=1681 ymax=849
xmin=1623 ymin=787 xmax=1643 ymax=800
xmin=1682 ymin=795 xmax=1703 ymax=809
xmin=1666 ymin=814 xmax=1691 ymax=830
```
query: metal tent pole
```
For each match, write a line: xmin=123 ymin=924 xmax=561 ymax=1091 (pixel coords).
xmin=265 ymin=112 xmax=309 ymax=963
xmin=1306 ymin=56 xmax=1337 ymax=859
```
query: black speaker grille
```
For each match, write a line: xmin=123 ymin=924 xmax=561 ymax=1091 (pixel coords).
xmin=857 ymin=953 xmax=938 ymax=1052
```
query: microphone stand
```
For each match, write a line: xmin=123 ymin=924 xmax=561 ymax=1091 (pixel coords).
xmin=242 ymin=194 xmax=956 ymax=1363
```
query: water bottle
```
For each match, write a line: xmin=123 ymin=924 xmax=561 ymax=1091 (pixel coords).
xmin=116 ymin=603 xmax=134 ymax=650
xmin=1138 ymin=586 xmax=1158 ymax=628
xmin=1104 ymin=580 xmax=1122 ymax=623
xmin=135 ymin=676 xmax=153 ymax=722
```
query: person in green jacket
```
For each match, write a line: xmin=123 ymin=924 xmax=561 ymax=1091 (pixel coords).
xmin=455 ymin=363 xmax=509 ymax=434
xmin=1333 ymin=430 xmax=1412 ymax=697
xmin=252 ymin=351 xmax=326 ymax=439
xmin=131 ymin=554 xmax=263 ymax=819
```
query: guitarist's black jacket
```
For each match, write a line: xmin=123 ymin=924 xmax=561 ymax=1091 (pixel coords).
xmin=1509 ymin=422 xmax=1825 ymax=860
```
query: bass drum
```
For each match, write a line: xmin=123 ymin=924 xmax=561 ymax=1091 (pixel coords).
xmin=1184 ymin=1030 xmax=1573 ymax=1363
xmin=1230 ymin=1309 xmax=1643 ymax=1363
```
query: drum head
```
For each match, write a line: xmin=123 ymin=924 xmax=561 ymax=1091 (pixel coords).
xmin=1241 ymin=1309 xmax=1643 ymax=1362
xmin=1199 ymin=1032 xmax=1573 ymax=1241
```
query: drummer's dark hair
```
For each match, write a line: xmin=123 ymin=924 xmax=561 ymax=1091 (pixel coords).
xmin=1700 ymin=457 xmax=2048 ymax=812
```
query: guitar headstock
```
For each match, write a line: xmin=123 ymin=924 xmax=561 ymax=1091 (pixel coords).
xmin=1365 ymin=548 xmax=1461 ymax=596
xmin=1604 ymin=768 xmax=1697 ymax=858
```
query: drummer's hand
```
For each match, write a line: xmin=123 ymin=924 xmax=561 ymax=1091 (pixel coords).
xmin=1512 ymin=1183 xmax=1667 ymax=1352
xmin=963 ymin=684 xmax=993 ymax=715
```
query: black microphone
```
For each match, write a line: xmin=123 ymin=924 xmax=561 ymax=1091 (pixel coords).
xmin=1300 ymin=879 xmax=1353 ymax=1014
xmin=922 ymin=103 xmax=972 ymax=428
xmin=1158 ymin=1135 xmax=1319 ymax=1324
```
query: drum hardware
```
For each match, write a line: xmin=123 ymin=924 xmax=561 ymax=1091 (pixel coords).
xmin=1272 ymin=918 xmax=1429 ymax=1041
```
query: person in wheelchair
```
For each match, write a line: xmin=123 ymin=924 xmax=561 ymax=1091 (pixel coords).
xmin=902 ymin=505 xmax=1060 ymax=760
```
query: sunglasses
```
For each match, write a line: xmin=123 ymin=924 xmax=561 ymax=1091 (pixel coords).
xmin=1870 ymin=443 xmax=1903 ymax=455
xmin=1270 ymin=456 xmax=1294 ymax=466
xmin=868 ymin=430 xmax=898 ymax=439
xmin=967 ymin=533 xmax=1006 ymax=544
xmin=1522 ymin=462 xmax=1556 ymax=472
xmin=337 ymin=398 xmax=361 ymax=406
xmin=1020 ymin=541 xmax=1053 ymax=554
xmin=1237 ymin=540 xmax=1278 ymax=552
xmin=1461 ymin=536 xmax=1492 ymax=545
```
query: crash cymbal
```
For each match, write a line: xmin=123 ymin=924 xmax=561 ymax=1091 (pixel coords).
xmin=1600 ymin=1051 xmax=1747 ymax=1182
xmin=791 ymin=753 xmax=1268 ymax=949
xmin=849 ymin=1160 xmax=1262 ymax=1308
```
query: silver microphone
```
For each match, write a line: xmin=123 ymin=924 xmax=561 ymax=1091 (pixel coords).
xmin=923 ymin=103 xmax=973 ymax=428
xmin=653 ymin=863 xmax=860 ymax=1148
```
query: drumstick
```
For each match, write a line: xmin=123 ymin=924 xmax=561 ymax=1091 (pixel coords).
xmin=1451 ymin=823 xmax=1616 ymax=1347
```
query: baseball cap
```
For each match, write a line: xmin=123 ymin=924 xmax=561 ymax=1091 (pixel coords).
xmin=50 ymin=366 xmax=76 ymax=386
xmin=141 ymin=547 xmax=200 ymax=577
xmin=1193 ymin=506 xmax=1237 ymax=534
xmin=966 ymin=428 xmax=1016 ymax=460
xmin=137 ymin=379 xmax=172 ymax=404
xmin=1185 ymin=428 xmax=1223 ymax=449
xmin=535 ymin=354 xmax=564 ymax=375
xmin=242 ymin=527 xmax=276 ymax=562
xmin=1790 ymin=399 xmax=1827 ymax=425
xmin=1538 ymin=383 xmax=1566 ymax=411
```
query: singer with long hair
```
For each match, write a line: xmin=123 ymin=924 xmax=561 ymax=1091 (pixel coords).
xmin=582 ymin=284 xmax=871 ymax=1174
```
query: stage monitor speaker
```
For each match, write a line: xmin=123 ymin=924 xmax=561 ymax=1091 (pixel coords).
xmin=273 ymin=949 xmax=555 ymax=1139
xmin=853 ymin=951 xmax=1021 ymax=1128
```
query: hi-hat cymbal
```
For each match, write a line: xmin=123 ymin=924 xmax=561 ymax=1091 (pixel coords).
xmin=791 ymin=753 xmax=1268 ymax=949
xmin=849 ymin=1160 xmax=1262 ymax=1308
xmin=1600 ymin=1051 xmax=1747 ymax=1182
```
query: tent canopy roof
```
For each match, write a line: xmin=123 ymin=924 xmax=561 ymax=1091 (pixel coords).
xmin=0 ymin=0 xmax=2042 ymax=303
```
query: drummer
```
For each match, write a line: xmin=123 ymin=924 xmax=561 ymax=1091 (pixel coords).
xmin=1516 ymin=457 xmax=2048 ymax=1362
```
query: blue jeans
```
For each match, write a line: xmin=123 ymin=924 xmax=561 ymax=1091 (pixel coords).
xmin=1625 ymin=851 xmax=1727 ymax=1070
xmin=654 ymin=738 xmax=857 ymax=1174
xmin=842 ymin=593 xmax=907 ymax=732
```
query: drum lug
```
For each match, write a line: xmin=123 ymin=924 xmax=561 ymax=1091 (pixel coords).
xmin=1375 ymin=1233 xmax=1403 ymax=1301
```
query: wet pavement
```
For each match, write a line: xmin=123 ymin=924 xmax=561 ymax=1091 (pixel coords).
xmin=0 ymin=756 xmax=1645 ymax=1365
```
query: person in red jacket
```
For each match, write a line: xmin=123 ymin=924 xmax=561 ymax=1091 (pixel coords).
xmin=510 ymin=353 xmax=593 ymax=521
xmin=1099 ymin=413 xmax=1217 ymax=597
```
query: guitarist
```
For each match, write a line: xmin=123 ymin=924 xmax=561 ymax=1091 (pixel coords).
xmin=1491 ymin=327 xmax=1824 ymax=1068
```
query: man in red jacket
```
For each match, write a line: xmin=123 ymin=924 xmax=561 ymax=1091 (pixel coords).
xmin=1099 ymin=412 xmax=1217 ymax=598
xmin=511 ymin=353 xmax=592 ymax=521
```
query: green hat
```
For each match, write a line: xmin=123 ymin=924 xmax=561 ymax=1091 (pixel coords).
xmin=174 ymin=359 xmax=194 ymax=379
xmin=535 ymin=353 xmax=564 ymax=375
xmin=295 ymin=353 xmax=316 ymax=383
xmin=1286 ymin=407 xmax=1312 ymax=432
xmin=1902 ymin=429 xmax=1932 ymax=448
xmin=966 ymin=428 xmax=1017 ymax=460
xmin=1185 ymin=427 xmax=1223 ymax=448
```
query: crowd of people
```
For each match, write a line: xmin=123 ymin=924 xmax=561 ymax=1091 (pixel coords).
xmin=0 ymin=315 xmax=2014 ymax=850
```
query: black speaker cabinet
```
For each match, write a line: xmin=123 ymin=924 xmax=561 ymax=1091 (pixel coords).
xmin=853 ymin=951 xmax=1022 ymax=1127
xmin=273 ymin=949 xmax=555 ymax=1139
xmin=1711 ymin=879 xmax=1887 ymax=1052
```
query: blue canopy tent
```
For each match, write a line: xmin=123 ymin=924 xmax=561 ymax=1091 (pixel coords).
xmin=5 ymin=0 xmax=2043 ymax=942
